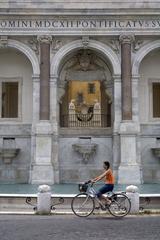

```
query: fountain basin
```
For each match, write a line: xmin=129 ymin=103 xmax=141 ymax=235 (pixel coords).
xmin=151 ymin=148 xmax=160 ymax=158
xmin=72 ymin=143 xmax=97 ymax=164
xmin=0 ymin=148 xmax=20 ymax=164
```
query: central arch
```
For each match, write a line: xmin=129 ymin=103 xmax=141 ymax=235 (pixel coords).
xmin=51 ymin=39 xmax=121 ymax=76
xmin=50 ymin=39 xmax=120 ymax=184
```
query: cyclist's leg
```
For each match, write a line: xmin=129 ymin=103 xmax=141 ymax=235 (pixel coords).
xmin=96 ymin=184 xmax=114 ymax=205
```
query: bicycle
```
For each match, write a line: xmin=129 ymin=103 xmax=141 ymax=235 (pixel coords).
xmin=71 ymin=181 xmax=131 ymax=217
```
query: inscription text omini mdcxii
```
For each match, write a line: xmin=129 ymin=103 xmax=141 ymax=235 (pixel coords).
xmin=1 ymin=19 xmax=160 ymax=29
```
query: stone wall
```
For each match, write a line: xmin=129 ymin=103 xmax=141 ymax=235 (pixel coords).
xmin=59 ymin=136 xmax=112 ymax=183
xmin=0 ymin=124 xmax=31 ymax=183
xmin=140 ymin=124 xmax=160 ymax=183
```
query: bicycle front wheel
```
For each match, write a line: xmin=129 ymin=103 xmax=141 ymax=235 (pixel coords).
xmin=71 ymin=193 xmax=95 ymax=217
xmin=108 ymin=193 xmax=131 ymax=217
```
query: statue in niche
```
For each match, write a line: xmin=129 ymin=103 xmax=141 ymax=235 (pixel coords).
xmin=93 ymin=99 xmax=101 ymax=126
xmin=94 ymin=99 xmax=101 ymax=111
xmin=69 ymin=99 xmax=76 ymax=127
xmin=69 ymin=99 xmax=76 ymax=111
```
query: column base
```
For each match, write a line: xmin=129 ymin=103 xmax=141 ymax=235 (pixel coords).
xmin=118 ymin=164 xmax=142 ymax=184
xmin=30 ymin=121 xmax=55 ymax=184
xmin=31 ymin=165 xmax=54 ymax=184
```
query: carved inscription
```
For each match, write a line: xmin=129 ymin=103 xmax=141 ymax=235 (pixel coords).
xmin=1 ymin=19 xmax=160 ymax=30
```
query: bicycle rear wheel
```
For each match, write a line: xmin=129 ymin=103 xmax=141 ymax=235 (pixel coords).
xmin=108 ymin=193 xmax=131 ymax=217
xmin=71 ymin=193 xmax=95 ymax=217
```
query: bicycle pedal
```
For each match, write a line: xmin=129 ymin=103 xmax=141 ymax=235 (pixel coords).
xmin=100 ymin=205 xmax=107 ymax=211
xmin=95 ymin=206 xmax=101 ymax=210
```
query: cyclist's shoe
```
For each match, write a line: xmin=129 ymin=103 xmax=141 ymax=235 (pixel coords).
xmin=95 ymin=205 xmax=107 ymax=211
xmin=104 ymin=200 xmax=111 ymax=209
xmin=100 ymin=204 xmax=108 ymax=211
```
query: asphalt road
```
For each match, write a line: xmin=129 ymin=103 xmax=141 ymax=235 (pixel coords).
xmin=0 ymin=214 xmax=159 ymax=240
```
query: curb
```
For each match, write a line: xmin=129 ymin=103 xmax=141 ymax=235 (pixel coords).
xmin=0 ymin=209 xmax=160 ymax=216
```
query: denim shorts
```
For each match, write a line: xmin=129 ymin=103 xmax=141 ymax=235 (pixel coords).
xmin=96 ymin=184 xmax=114 ymax=198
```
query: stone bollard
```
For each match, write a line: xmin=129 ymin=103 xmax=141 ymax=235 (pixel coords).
xmin=126 ymin=185 xmax=139 ymax=214
xmin=37 ymin=185 xmax=51 ymax=215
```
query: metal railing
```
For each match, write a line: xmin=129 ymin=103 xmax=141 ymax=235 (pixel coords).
xmin=60 ymin=114 xmax=110 ymax=127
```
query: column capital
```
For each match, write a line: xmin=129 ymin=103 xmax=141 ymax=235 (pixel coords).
xmin=37 ymin=35 xmax=52 ymax=44
xmin=119 ymin=34 xmax=135 ymax=44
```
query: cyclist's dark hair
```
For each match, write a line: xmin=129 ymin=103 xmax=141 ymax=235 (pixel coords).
xmin=104 ymin=161 xmax=110 ymax=169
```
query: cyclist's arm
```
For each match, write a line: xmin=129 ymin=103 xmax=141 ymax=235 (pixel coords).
xmin=92 ymin=170 xmax=108 ymax=183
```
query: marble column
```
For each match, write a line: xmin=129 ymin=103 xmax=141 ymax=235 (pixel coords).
xmin=118 ymin=35 xmax=142 ymax=184
xmin=39 ymin=37 xmax=51 ymax=120
xmin=120 ymin=34 xmax=134 ymax=120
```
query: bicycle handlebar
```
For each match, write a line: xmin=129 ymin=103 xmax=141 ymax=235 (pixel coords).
xmin=84 ymin=180 xmax=94 ymax=187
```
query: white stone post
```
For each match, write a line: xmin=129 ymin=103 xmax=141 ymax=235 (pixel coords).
xmin=37 ymin=185 xmax=51 ymax=214
xmin=126 ymin=185 xmax=139 ymax=214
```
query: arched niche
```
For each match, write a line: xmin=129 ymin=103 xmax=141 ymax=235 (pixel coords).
xmin=58 ymin=49 xmax=113 ymax=128
xmin=132 ymin=40 xmax=160 ymax=76
xmin=7 ymin=39 xmax=40 ymax=75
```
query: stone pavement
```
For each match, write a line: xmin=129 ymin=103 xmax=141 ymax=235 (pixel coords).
xmin=0 ymin=215 xmax=160 ymax=240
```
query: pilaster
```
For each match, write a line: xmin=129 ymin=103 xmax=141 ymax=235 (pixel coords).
xmin=112 ymin=74 xmax=121 ymax=181
xmin=50 ymin=75 xmax=59 ymax=183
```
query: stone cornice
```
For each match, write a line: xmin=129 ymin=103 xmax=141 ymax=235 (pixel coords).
xmin=0 ymin=1 xmax=160 ymax=12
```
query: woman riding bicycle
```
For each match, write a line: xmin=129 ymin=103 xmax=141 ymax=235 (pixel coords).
xmin=91 ymin=161 xmax=114 ymax=205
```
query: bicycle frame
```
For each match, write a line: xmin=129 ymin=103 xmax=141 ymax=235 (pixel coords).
xmin=86 ymin=183 xmax=112 ymax=207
